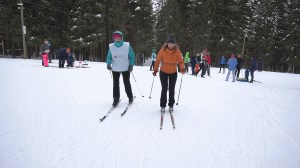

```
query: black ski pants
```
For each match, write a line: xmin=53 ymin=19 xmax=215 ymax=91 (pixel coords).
xmin=159 ymin=71 xmax=177 ymax=108
xmin=219 ymin=64 xmax=225 ymax=73
xmin=59 ymin=58 xmax=65 ymax=68
xmin=113 ymin=71 xmax=133 ymax=101
xmin=150 ymin=61 xmax=155 ymax=71
xmin=196 ymin=63 xmax=205 ymax=77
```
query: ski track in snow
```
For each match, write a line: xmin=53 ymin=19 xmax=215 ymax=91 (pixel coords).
xmin=0 ymin=59 xmax=300 ymax=168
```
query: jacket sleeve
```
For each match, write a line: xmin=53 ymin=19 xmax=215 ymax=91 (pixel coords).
xmin=154 ymin=50 xmax=163 ymax=72
xmin=129 ymin=46 xmax=135 ymax=66
xmin=106 ymin=49 xmax=112 ymax=65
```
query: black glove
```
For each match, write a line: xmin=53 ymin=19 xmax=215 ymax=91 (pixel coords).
xmin=128 ymin=65 xmax=133 ymax=72
xmin=107 ymin=64 xmax=112 ymax=70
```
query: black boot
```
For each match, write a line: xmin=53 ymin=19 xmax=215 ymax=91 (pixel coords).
xmin=112 ymin=99 xmax=120 ymax=107
xmin=129 ymin=97 xmax=133 ymax=104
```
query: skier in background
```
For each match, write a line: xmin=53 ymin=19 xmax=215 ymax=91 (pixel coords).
xmin=195 ymin=54 xmax=205 ymax=78
xmin=219 ymin=56 xmax=227 ymax=73
xmin=190 ymin=54 xmax=197 ymax=75
xmin=205 ymin=52 xmax=211 ymax=77
xmin=184 ymin=52 xmax=190 ymax=73
xmin=249 ymin=56 xmax=257 ymax=83
xmin=258 ymin=60 xmax=263 ymax=72
xmin=235 ymin=54 xmax=244 ymax=78
xmin=139 ymin=52 xmax=144 ymax=66
xmin=150 ymin=49 xmax=156 ymax=71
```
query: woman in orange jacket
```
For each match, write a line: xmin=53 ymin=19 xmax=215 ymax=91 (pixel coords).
xmin=153 ymin=34 xmax=186 ymax=112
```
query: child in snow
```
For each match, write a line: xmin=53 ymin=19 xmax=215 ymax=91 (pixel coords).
xmin=107 ymin=31 xmax=135 ymax=106
xmin=40 ymin=40 xmax=50 ymax=66
xmin=236 ymin=67 xmax=250 ymax=82
xmin=153 ymin=34 xmax=185 ymax=112
xmin=67 ymin=51 xmax=74 ymax=67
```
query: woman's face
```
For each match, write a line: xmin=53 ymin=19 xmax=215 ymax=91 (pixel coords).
xmin=168 ymin=43 xmax=175 ymax=49
xmin=114 ymin=37 xmax=122 ymax=42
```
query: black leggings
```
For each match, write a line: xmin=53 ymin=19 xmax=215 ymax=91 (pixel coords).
xmin=159 ymin=71 xmax=177 ymax=107
xmin=219 ymin=64 xmax=225 ymax=73
xmin=235 ymin=67 xmax=241 ymax=78
xmin=113 ymin=71 xmax=133 ymax=101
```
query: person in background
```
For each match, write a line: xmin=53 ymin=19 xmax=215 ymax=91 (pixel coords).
xmin=153 ymin=34 xmax=185 ymax=113
xmin=235 ymin=54 xmax=244 ymax=78
xmin=225 ymin=54 xmax=237 ymax=82
xmin=219 ymin=55 xmax=227 ymax=73
xmin=245 ymin=67 xmax=250 ymax=81
xmin=107 ymin=31 xmax=135 ymax=106
xmin=139 ymin=52 xmax=144 ymax=66
xmin=258 ymin=60 xmax=263 ymax=72
xmin=184 ymin=52 xmax=190 ymax=74
xmin=190 ymin=54 xmax=197 ymax=75
xmin=249 ymin=56 xmax=257 ymax=83
xmin=205 ymin=52 xmax=211 ymax=77
xmin=48 ymin=42 xmax=52 ymax=63
xmin=150 ymin=49 xmax=156 ymax=71
xmin=196 ymin=55 xmax=205 ymax=78
xmin=67 ymin=51 xmax=74 ymax=67
xmin=40 ymin=40 xmax=50 ymax=66
xmin=56 ymin=48 xmax=68 ymax=68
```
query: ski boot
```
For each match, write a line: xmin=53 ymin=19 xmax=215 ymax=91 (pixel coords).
xmin=169 ymin=106 xmax=173 ymax=113
xmin=112 ymin=100 xmax=120 ymax=107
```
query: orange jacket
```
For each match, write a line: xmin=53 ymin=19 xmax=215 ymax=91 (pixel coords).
xmin=154 ymin=47 xmax=184 ymax=74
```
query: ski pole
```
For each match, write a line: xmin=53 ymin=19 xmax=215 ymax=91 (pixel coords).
xmin=131 ymin=72 xmax=144 ymax=97
xmin=149 ymin=76 xmax=155 ymax=99
xmin=176 ymin=73 xmax=184 ymax=105
xmin=110 ymin=70 xmax=112 ymax=79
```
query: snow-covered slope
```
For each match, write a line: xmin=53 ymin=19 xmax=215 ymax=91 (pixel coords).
xmin=1 ymin=58 xmax=299 ymax=168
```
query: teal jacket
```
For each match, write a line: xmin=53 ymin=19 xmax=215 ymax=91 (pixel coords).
xmin=107 ymin=31 xmax=135 ymax=68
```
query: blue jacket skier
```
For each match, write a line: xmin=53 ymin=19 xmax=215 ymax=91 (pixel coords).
xmin=219 ymin=56 xmax=227 ymax=73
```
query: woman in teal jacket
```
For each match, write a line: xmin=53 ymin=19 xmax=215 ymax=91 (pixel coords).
xmin=106 ymin=31 xmax=135 ymax=106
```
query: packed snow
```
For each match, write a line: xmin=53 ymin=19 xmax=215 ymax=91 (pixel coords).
xmin=0 ymin=58 xmax=300 ymax=168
